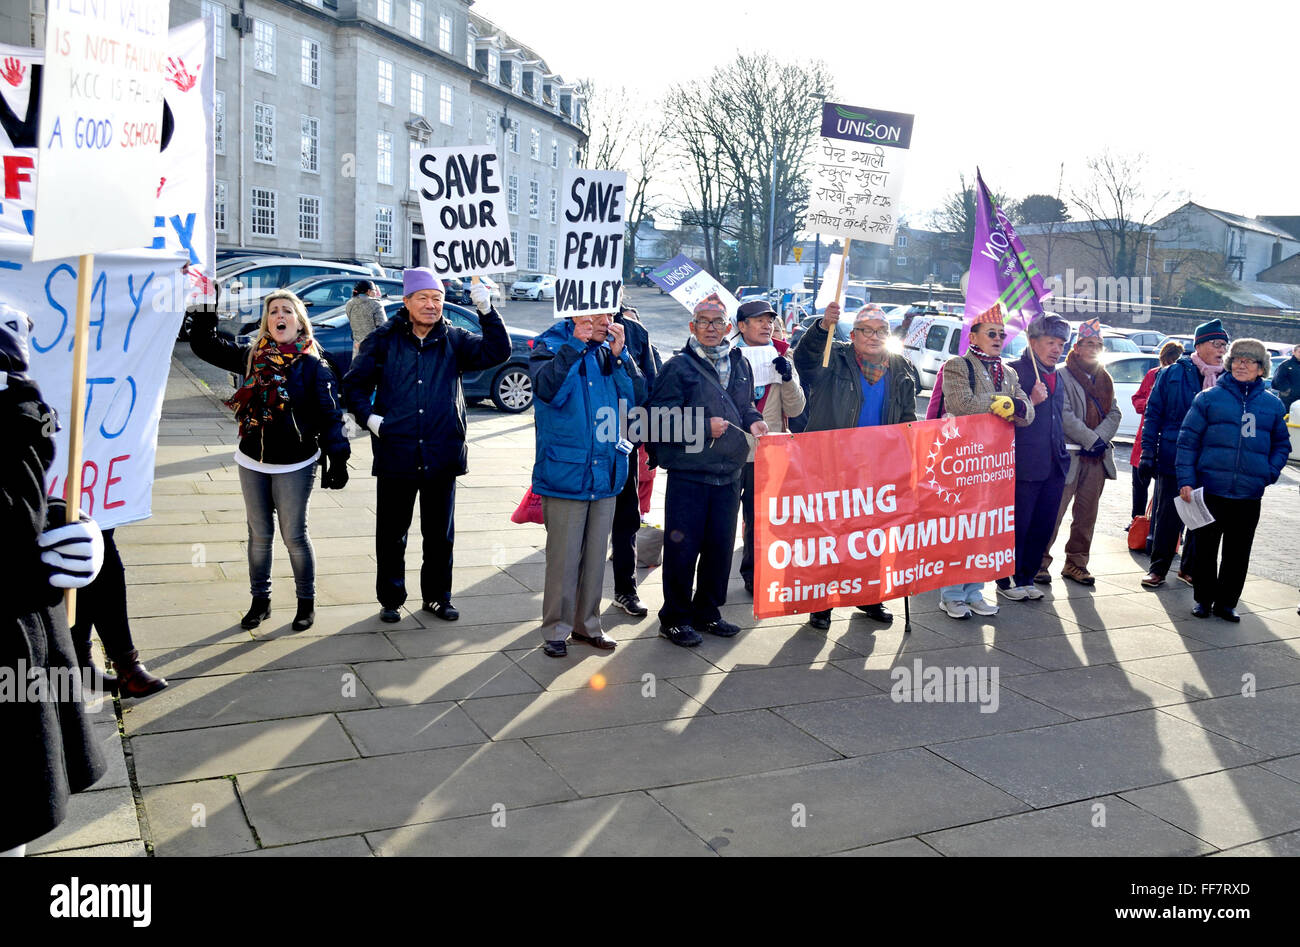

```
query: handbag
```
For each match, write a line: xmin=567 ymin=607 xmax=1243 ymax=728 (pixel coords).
xmin=636 ymin=525 xmax=664 ymax=568
xmin=510 ymin=486 xmax=544 ymax=525
xmin=1128 ymin=498 xmax=1152 ymax=551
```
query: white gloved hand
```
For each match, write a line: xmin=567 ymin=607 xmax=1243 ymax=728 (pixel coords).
xmin=470 ymin=283 xmax=492 ymax=315
xmin=366 ymin=413 xmax=384 ymax=437
xmin=39 ymin=518 xmax=105 ymax=589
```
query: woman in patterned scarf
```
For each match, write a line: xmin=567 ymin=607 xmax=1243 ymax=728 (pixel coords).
xmin=189 ymin=290 xmax=350 ymax=632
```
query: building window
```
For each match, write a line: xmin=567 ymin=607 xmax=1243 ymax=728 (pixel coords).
xmin=527 ymin=234 xmax=539 ymax=270
xmin=547 ymin=237 xmax=556 ymax=271
xmin=376 ymin=206 xmax=394 ymax=255
xmin=299 ymin=196 xmax=321 ymax=242
xmin=377 ymin=132 xmax=393 ymax=186
xmin=507 ymin=119 xmax=519 ymax=153
xmin=378 ymin=59 xmax=394 ymax=104
xmin=377 ymin=0 xmax=392 ymax=25
xmin=301 ymin=39 xmax=319 ymax=88
xmin=551 ymin=139 xmax=557 ymax=168
xmin=201 ymin=1 xmax=225 ymax=59
xmin=567 ymin=146 xmax=574 ymax=167
xmin=508 ymin=174 xmax=518 ymax=215
xmin=253 ymin=20 xmax=274 ymax=74
xmin=1163 ymin=259 xmax=1176 ymax=273
xmin=409 ymin=0 xmax=423 ymax=38
xmin=300 ymin=115 xmax=319 ymax=173
xmin=510 ymin=229 xmax=519 ymax=259
xmin=487 ymin=50 xmax=498 ymax=81
xmin=409 ymin=141 xmax=419 ymax=190
xmin=896 ymin=234 xmax=908 ymax=248
xmin=529 ymin=179 xmax=539 ymax=219
xmin=485 ymin=113 xmax=496 ymax=145
xmin=213 ymin=90 xmax=225 ymax=155
xmin=466 ymin=36 xmax=474 ymax=68
xmin=410 ymin=72 xmax=425 ymax=115
xmin=214 ymin=181 xmax=227 ymax=233
xmin=510 ymin=63 xmax=520 ymax=94
xmin=895 ymin=255 xmax=907 ymax=266
xmin=529 ymin=127 xmax=540 ymax=160
xmin=251 ymin=187 xmax=277 ymax=236
xmin=439 ymin=14 xmax=452 ymax=52
xmin=439 ymin=84 xmax=453 ymax=126
xmin=549 ymin=187 xmax=557 ymax=224
xmin=253 ymin=102 xmax=275 ymax=164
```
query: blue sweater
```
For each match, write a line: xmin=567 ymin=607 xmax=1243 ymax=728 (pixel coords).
xmin=1176 ymin=373 xmax=1290 ymax=500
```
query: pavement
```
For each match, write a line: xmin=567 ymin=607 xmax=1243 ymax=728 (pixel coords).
xmin=26 ymin=296 xmax=1300 ymax=858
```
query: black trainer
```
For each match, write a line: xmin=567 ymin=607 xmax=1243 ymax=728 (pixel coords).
xmin=659 ymin=625 xmax=703 ymax=647
xmin=613 ymin=593 xmax=648 ymax=617
xmin=423 ymin=600 xmax=459 ymax=621
xmin=379 ymin=607 xmax=402 ymax=623
xmin=543 ymin=639 xmax=568 ymax=657
xmin=701 ymin=618 xmax=741 ymax=638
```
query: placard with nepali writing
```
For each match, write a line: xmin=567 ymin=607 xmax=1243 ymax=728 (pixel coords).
xmin=32 ymin=0 xmax=171 ymax=261
xmin=0 ymin=19 xmax=215 ymax=527
xmin=753 ymin=414 xmax=1015 ymax=618
xmin=555 ymin=168 xmax=625 ymax=317
xmin=414 ymin=144 xmax=514 ymax=279
xmin=803 ymin=101 xmax=914 ymax=246
xmin=648 ymin=254 xmax=741 ymax=320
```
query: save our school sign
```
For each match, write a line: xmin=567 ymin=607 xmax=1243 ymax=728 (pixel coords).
xmin=0 ymin=18 xmax=215 ymax=528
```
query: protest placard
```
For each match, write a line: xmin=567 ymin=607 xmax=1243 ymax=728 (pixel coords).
xmin=0 ymin=19 xmax=214 ymax=528
xmin=555 ymin=168 xmax=625 ymax=317
xmin=772 ymin=264 xmax=804 ymax=291
xmin=754 ymin=414 xmax=1015 ymax=618
xmin=31 ymin=0 xmax=171 ymax=262
xmin=414 ymin=144 xmax=513 ymax=280
xmin=813 ymin=252 xmax=848 ymax=311
xmin=648 ymin=254 xmax=740 ymax=320
xmin=804 ymin=101 xmax=914 ymax=247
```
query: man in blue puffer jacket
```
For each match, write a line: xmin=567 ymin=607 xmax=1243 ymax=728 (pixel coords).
xmin=1176 ymin=338 xmax=1290 ymax=622
xmin=529 ymin=312 xmax=644 ymax=657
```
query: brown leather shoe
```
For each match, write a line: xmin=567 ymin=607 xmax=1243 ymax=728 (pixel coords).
xmin=111 ymin=649 xmax=169 ymax=698
xmin=1141 ymin=572 xmax=1165 ymax=588
xmin=1062 ymin=564 xmax=1096 ymax=586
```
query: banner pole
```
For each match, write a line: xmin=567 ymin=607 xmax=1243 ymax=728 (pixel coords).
xmin=821 ymin=238 xmax=851 ymax=368
xmin=903 ymin=595 xmax=911 ymax=635
xmin=63 ymin=252 xmax=95 ymax=626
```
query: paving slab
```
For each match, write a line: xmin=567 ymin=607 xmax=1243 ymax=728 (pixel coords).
xmin=126 ymin=612 xmax=249 ymax=650
xmin=142 ymin=778 xmax=257 ymax=856
xmin=352 ymin=651 xmax=542 ymax=705
xmin=34 ymin=841 xmax=149 ymax=857
xmin=1034 ymin=594 xmax=1175 ymax=632
xmin=828 ymin=837 xmax=941 ymax=857
xmin=130 ymin=715 xmax=359 ymax=785
xmin=688 ymin=625 xmax=864 ymax=672
xmin=1157 ymin=685 xmax=1300 ymax=756
xmin=921 ymin=796 xmax=1213 ymax=856
xmin=912 ymin=608 xmax=1089 ymax=643
xmin=26 ymin=788 xmax=140 ymax=855
xmin=512 ymin=637 xmax=719 ymax=690
xmin=932 ymin=710 xmax=1266 ymax=808
xmin=1168 ymin=610 xmax=1300 ymax=649
xmin=1259 ymin=754 xmax=1300 ymax=784
xmin=671 ymin=663 xmax=880 ymax=713
xmin=527 ymin=709 xmax=840 ymax=796
xmin=1212 ymin=831 xmax=1300 ymax=857
xmin=833 ymin=621 xmax=982 ymax=657
xmin=136 ymin=635 xmax=402 ymax=680
xmin=368 ymin=792 xmax=715 ymax=857
xmin=650 ymin=749 xmax=1027 ymax=857
xmin=991 ymin=625 xmax=1208 ymax=671
xmin=338 ymin=702 xmax=488 ymax=755
xmin=461 ymin=679 xmax=707 ymax=740
xmin=1120 ymin=645 xmax=1300 ymax=700
xmin=1000 ymin=665 xmax=1193 ymax=719
xmin=229 ymin=836 xmax=374 ymax=857
xmin=251 ymin=602 xmax=425 ymax=638
xmin=1237 ymin=579 xmax=1300 ymax=612
xmin=121 ymin=665 xmax=380 ymax=734
xmin=831 ymin=643 xmax=1048 ymax=693
xmin=237 ymin=741 xmax=575 ymax=846
xmin=1121 ymin=765 xmax=1300 ymax=850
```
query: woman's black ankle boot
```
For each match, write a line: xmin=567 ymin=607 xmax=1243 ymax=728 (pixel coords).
xmin=292 ymin=598 xmax=315 ymax=631
xmin=241 ymin=596 xmax=272 ymax=629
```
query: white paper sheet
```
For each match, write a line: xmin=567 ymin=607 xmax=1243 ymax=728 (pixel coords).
xmin=741 ymin=344 xmax=780 ymax=387
xmin=1174 ymin=486 xmax=1215 ymax=530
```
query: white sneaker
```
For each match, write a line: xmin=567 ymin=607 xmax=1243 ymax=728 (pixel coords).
xmin=966 ymin=596 xmax=999 ymax=616
xmin=1023 ymin=585 xmax=1045 ymax=600
xmin=998 ymin=585 xmax=1030 ymax=601
xmin=941 ymin=599 xmax=971 ymax=619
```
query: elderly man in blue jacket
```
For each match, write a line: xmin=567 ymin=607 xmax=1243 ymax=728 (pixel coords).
xmin=529 ymin=311 xmax=645 ymax=657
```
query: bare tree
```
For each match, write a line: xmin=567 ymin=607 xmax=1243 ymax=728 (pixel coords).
xmin=1069 ymin=151 xmax=1172 ymax=280
xmin=928 ymin=174 xmax=1014 ymax=249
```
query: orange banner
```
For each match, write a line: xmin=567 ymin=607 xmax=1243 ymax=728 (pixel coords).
xmin=754 ymin=414 xmax=1017 ymax=618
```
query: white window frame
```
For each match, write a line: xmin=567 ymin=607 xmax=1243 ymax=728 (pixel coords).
xmin=410 ymin=72 xmax=425 ymax=116
xmin=895 ymin=255 xmax=907 ymax=266
xmin=409 ymin=141 xmax=419 ymax=190
xmin=510 ymin=229 xmax=519 ymax=260
xmin=377 ymin=132 xmax=394 ymax=186
xmin=375 ymin=206 xmax=395 ymax=255
xmin=487 ymin=50 xmax=498 ymax=82
xmin=507 ymin=119 xmax=519 ymax=154
xmin=301 ymin=38 xmax=319 ymax=88
xmin=529 ymin=179 xmax=539 ymax=219
xmin=213 ymin=90 xmax=225 ymax=155
xmin=409 ymin=0 xmax=423 ymax=39
xmin=529 ymin=127 xmax=539 ymax=160
xmin=508 ymin=174 xmax=518 ymax=215
xmin=466 ymin=36 xmax=474 ymax=68
xmin=214 ymin=181 xmax=227 ymax=233
xmin=251 ymin=187 xmax=277 ymax=237
xmin=201 ymin=1 xmax=225 ymax=59
xmin=549 ymin=187 xmax=557 ymax=225
xmin=378 ymin=59 xmax=394 ymax=105
xmin=439 ymin=84 xmax=453 ymax=126
xmin=527 ymin=233 xmax=539 ymax=270
xmin=300 ymin=114 xmax=319 ymax=173
xmin=253 ymin=102 xmax=275 ymax=165
xmin=1163 ymin=258 xmax=1176 ymax=273
xmin=376 ymin=0 xmax=392 ymax=25
xmin=547 ymin=237 xmax=556 ymax=271
xmin=253 ymin=20 xmax=275 ymax=74
xmin=438 ymin=14 xmax=452 ymax=52
xmin=551 ymin=139 xmax=557 ymax=168
xmin=298 ymin=195 xmax=321 ymax=242
xmin=896 ymin=233 xmax=908 ymax=248
xmin=485 ymin=112 xmax=497 ymax=145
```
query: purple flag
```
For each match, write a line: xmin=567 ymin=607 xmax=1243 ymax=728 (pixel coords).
xmin=959 ymin=169 xmax=1053 ymax=354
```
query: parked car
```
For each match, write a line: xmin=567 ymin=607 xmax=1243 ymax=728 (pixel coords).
xmin=216 ymin=257 xmax=374 ymax=323
xmin=1165 ymin=333 xmax=1196 ymax=354
xmin=1106 ymin=327 xmax=1168 ymax=353
xmin=510 ymin=273 xmax=558 ymax=300
xmin=735 ymin=285 xmax=768 ymax=300
xmin=262 ymin=299 xmax=538 ymax=413
xmin=215 ymin=248 xmax=303 ymax=265
xmin=1101 ymin=352 xmax=1161 ymax=438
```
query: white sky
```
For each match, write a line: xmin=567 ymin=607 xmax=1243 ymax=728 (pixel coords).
xmin=474 ymin=0 xmax=1298 ymax=227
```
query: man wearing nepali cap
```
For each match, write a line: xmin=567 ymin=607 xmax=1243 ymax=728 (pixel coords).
xmin=646 ymin=293 xmax=768 ymax=647
xmin=343 ymin=269 xmax=510 ymax=623
xmin=1039 ymin=318 xmax=1122 ymax=586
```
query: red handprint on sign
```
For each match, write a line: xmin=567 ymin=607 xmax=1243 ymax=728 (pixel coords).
xmin=185 ymin=265 xmax=213 ymax=298
xmin=165 ymin=57 xmax=199 ymax=93
xmin=1 ymin=57 xmax=25 ymax=87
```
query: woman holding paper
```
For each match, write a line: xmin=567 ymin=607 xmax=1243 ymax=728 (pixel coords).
xmin=189 ymin=290 xmax=351 ymax=632
xmin=1175 ymin=338 xmax=1290 ymax=622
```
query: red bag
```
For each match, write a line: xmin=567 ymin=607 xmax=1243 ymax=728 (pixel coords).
xmin=1128 ymin=498 xmax=1152 ymax=551
xmin=511 ymin=487 xmax=544 ymax=525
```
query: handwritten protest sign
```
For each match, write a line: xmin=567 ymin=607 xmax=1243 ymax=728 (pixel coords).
xmin=555 ymin=168 xmax=625 ymax=317
xmin=31 ymin=0 xmax=171 ymax=262
xmin=804 ymin=101 xmax=914 ymax=247
xmin=754 ymin=414 xmax=1015 ymax=618
xmin=648 ymin=254 xmax=740 ymax=320
xmin=0 ymin=20 xmax=214 ymax=528
xmin=414 ymin=144 xmax=513 ymax=280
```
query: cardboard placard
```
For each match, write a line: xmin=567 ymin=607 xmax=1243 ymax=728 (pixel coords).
xmin=555 ymin=168 xmax=626 ymax=316
xmin=414 ymin=144 xmax=514 ymax=279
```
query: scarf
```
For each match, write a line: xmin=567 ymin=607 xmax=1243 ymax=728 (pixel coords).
xmin=688 ymin=335 xmax=732 ymax=389
xmin=226 ymin=336 xmax=313 ymax=438
xmin=969 ymin=349 xmax=1004 ymax=390
xmin=854 ymin=350 xmax=889 ymax=386
xmin=1065 ymin=349 xmax=1115 ymax=429
xmin=1190 ymin=352 xmax=1225 ymax=391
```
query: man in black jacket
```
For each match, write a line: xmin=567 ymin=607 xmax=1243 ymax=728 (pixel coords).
xmin=343 ymin=269 xmax=510 ymax=623
xmin=1273 ymin=343 xmax=1300 ymax=417
xmin=647 ymin=294 xmax=767 ymax=646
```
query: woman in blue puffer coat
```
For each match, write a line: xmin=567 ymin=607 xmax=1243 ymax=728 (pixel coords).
xmin=1176 ymin=338 xmax=1290 ymax=622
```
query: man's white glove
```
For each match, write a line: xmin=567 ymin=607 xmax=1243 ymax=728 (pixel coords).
xmin=470 ymin=283 xmax=492 ymax=315
xmin=39 ymin=518 xmax=105 ymax=589
xmin=366 ymin=414 xmax=384 ymax=437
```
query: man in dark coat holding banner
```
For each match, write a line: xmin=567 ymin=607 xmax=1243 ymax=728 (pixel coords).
xmin=793 ymin=301 xmax=916 ymax=629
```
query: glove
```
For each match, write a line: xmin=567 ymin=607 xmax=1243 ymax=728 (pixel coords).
xmin=772 ymin=355 xmax=793 ymax=382
xmin=188 ymin=304 xmax=218 ymax=332
xmin=470 ymin=283 xmax=492 ymax=315
xmin=1084 ymin=438 xmax=1110 ymax=457
xmin=321 ymin=452 xmax=350 ymax=489
xmin=989 ymin=394 xmax=1014 ymax=420
xmin=1138 ymin=459 xmax=1155 ymax=476
xmin=366 ymin=413 xmax=383 ymax=437
xmin=39 ymin=518 xmax=105 ymax=589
